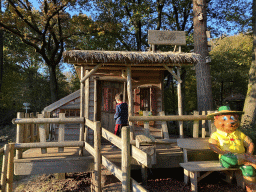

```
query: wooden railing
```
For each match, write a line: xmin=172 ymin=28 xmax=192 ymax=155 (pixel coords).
xmin=1 ymin=110 xmax=216 ymax=192
xmin=2 ymin=113 xmax=148 ymax=192
xmin=129 ymin=110 xmax=216 ymax=138
xmin=84 ymin=119 xmax=148 ymax=192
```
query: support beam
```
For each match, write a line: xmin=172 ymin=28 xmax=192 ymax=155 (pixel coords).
xmin=94 ymin=121 xmax=102 ymax=192
xmin=80 ymin=63 xmax=102 ymax=83
xmin=122 ymin=126 xmax=131 ymax=192
xmin=177 ymin=68 xmax=183 ymax=138
xmin=58 ymin=113 xmax=65 ymax=153
xmin=127 ymin=66 xmax=135 ymax=140
xmin=160 ymin=111 xmax=170 ymax=139
xmin=123 ymin=82 xmax=126 ymax=103
xmin=94 ymin=78 xmax=98 ymax=121
xmin=143 ymin=111 xmax=150 ymax=137
xmin=163 ymin=64 xmax=182 ymax=83
xmin=16 ymin=112 xmax=24 ymax=159
xmin=84 ymin=70 xmax=89 ymax=142
xmin=79 ymin=66 xmax=85 ymax=156
xmin=6 ymin=143 xmax=15 ymax=192
xmin=38 ymin=114 xmax=47 ymax=154
xmin=1 ymin=144 xmax=9 ymax=192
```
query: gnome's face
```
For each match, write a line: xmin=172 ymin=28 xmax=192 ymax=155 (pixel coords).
xmin=214 ymin=114 xmax=240 ymax=133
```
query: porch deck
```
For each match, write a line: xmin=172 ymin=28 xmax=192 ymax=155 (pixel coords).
xmin=14 ymin=141 xmax=218 ymax=176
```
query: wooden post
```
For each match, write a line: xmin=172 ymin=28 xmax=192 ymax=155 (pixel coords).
xmin=208 ymin=110 xmax=215 ymax=136
xmin=84 ymin=70 xmax=89 ymax=142
xmin=1 ymin=144 xmax=10 ymax=192
xmin=58 ymin=113 xmax=65 ymax=153
xmin=80 ymin=63 xmax=102 ymax=83
xmin=202 ymin=111 xmax=206 ymax=138
xmin=80 ymin=66 xmax=85 ymax=156
xmin=38 ymin=114 xmax=47 ymax=154
xmin=30 ymin=113 xmax=34 ymax=142
xmin=122 ymin=126 xmax=131 ymax=192
xmin=24 ymin=113 xmax=29 ymax=143
xmin=193 ymin=111 xmax=199 ymax=138
xmin=123 ymin=81 xmax=126 ymax=103
xmin=152 ymin=44 xmax=156 ymax=53
xmin=94 ymin=121 xmax=102 ymax=192
xmin=127 ymin=66 xmax=135 ymax=140
xmin=143 ymin=111 xmax=150 ymax=137
xmin=16 ymin=112 xmax=24 ymax=159
xmin=177 ymin=68 xmax=183 ymax=138
xmin=36 ymin=112 xmax=40 ymax=142
xmin=6 ymin=143 xmax=15 ymax=192
xmin=183 ymin=148 xmax=190 ymax=184
xmin=160 ymin=111 xmax=169 ymax=139
xmin=44 ymin=112 xmax=51 ymax=140
xmin=163 ymin=64 xmax=182 ymax=83
xmin=141 ymin=165 xmax=148 ymax=186
xmin=94 ymin=78 xmax=98 ymax=121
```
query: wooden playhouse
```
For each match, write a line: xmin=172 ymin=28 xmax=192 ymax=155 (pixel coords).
xmin=43 ymin=49 xmax=200 ymax=142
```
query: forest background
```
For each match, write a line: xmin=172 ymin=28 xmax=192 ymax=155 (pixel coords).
xmin=0 ymin=0 xmax=253 ymax=134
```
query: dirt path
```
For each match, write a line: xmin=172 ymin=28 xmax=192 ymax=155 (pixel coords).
xmin=13 ymin=170 xmax=246 ymax=192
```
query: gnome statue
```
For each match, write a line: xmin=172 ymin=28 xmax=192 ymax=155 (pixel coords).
xmin=208 ymin=106 xmax=256 ymax=192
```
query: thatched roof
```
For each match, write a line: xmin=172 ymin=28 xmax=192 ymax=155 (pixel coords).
xmin=63 ymin=50 xmax=201 ymax=67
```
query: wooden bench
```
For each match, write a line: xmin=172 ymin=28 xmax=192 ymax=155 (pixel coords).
xmin=177 ymin=138 xmax=244 ymax=192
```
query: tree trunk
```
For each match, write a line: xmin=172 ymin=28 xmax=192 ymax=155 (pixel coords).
xmin=193 ymin=0 xmax=213 ymax=111
xmin=48 ymin=64 xmax=58 ymax=103
xmin=241 ymin=0 xmax=256 ymax=128
xmin=136 ymin=20 xmax=142 ymax=51
xmin=156 ymin=0 xmax=164 ymax=30
xmin=0 ymin=0 xmax=3 ymax=95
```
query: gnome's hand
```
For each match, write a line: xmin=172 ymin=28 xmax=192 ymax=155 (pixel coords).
xmin=243 ymin=153 xmax=256 ymax=165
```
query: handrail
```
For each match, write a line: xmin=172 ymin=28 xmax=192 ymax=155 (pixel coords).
xmin=84 ymin=124 xmax=148 ymax=191
xmin=129 ymin=115 xmax=213 ymax=122
xmin=12 ymin=117 xmax=84 ymax=124
xmin=14 ymin=141 xmax=84 ymax=149
xmin=101 ymin=127 xmax=152 ymax=167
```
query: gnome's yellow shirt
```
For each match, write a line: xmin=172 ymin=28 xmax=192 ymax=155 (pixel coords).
xmin=210 ymin=129 xmax=246 ymax=154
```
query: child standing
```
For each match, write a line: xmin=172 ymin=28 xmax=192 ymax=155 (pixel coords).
xmin=113 ymin=92 xmax=128 ymax=137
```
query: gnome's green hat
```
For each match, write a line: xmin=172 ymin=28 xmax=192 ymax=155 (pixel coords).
xmin=207 ymin=106 xmax=244 ymax=118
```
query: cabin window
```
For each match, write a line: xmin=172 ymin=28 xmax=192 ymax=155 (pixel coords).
xmin=64 ymin=110 xmax=80 ymax=117
xmin=140 ymin=88 xmax=150 ymax=111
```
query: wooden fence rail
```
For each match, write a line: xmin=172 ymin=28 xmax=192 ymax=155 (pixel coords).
xmin=130 ymin=110 xmax=216 ymax=138
xmin=5 ymin=110 xmax=215 ymax=192
xmin=8 ymin=113 xmax=148 ymax=192
xmin=84 ymin=121 xmax=148 ymax=192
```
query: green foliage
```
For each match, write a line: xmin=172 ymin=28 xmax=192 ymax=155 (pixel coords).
xmin=209 ymin=33 xmax=252 ymax=107
xmin=0 ymin=0 xmax=94 ymax=102
xmin=0 ymin=32 xmax=72 ymax=126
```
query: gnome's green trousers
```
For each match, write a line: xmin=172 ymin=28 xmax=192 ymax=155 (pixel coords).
xmin=220 ymin=153 xmax=256 ymax=177
xmin=221 ymin=153 xmax=256 ymax=191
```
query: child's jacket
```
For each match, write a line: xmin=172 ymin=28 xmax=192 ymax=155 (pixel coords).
xmin=114 ymin=102 xmax=128 ymax=125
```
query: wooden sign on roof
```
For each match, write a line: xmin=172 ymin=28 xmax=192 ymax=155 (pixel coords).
xmin=148 ymin=30 xmax=186 ymax=45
